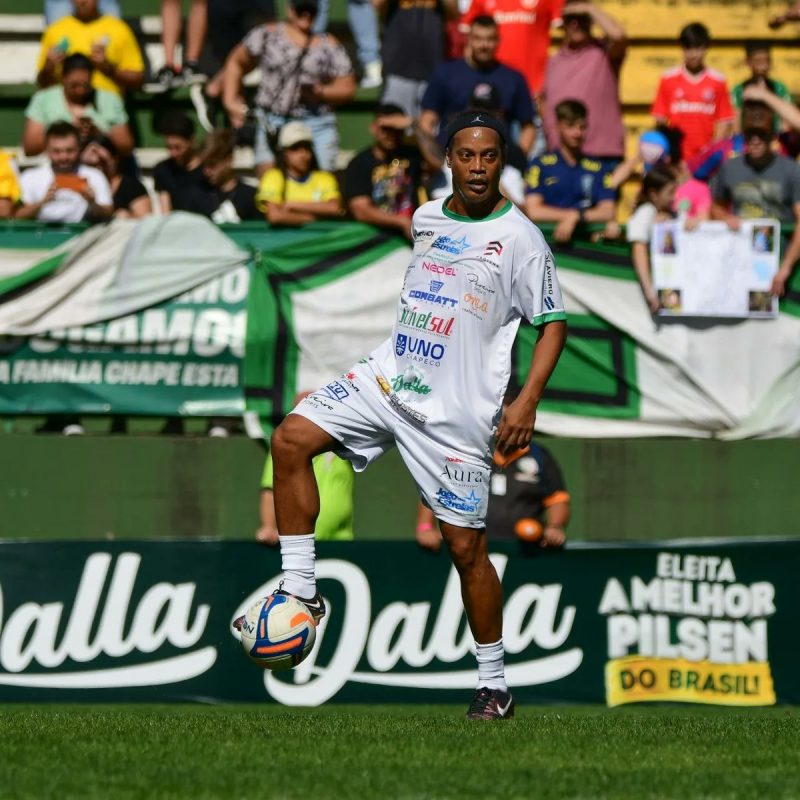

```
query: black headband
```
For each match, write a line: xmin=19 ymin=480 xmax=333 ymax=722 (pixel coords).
xmin=444 ymin=111 xmax=508 ymax=149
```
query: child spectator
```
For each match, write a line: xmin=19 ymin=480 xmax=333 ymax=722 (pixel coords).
xmin=16 ymin=121 xmax=113 ymax=223
xmin=626 ymin=165 xmax=678 ymax=312
xmin=525 ymin=99 xmax=616 ymax=243
xmin=731 ymin=42 xmax=791 ymax=133
xmin=80 ymin=135 xmax=152 ymax=217
xmin=37 ymin=0 xmax=145 ymax=97
xmin=153 ymin=110 xmax=203 ymax=213
xmin=23 ymin=53 xmax=133 ymax=157
xmin=651 ymin=23 xmax=734 ymax=162
xmin=256 ymin=121 xmax=342 ymax=226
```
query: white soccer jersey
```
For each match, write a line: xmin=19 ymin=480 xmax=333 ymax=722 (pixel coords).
xmin=369 ymin=196 xmax=567 ymax=460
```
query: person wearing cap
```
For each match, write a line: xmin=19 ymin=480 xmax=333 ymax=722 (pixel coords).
xmin=256 ymin=121 xmax=343 ymax=226
xmin=419 ymin=16 xmax=535 ymax=154
xmin=711 ymin=104 xmax=800 ymax=296
xmin=221 ymin=0 xmax=357 ymax=175
xmin=344 ymin=103 xmax=439 ymax=240
xmin=80 ymin=134 xmax=152 ymax=217
xmin=525 ymin=99 xmax=616 ymax=243
xmin=541 ymin=0 xmax=626 ymax=165
xmin=257 ymin=109 xmax=566 ymax=721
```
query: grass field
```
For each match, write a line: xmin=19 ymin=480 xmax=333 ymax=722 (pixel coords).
xmin=1 ymin=705 xmax=799 ymax=799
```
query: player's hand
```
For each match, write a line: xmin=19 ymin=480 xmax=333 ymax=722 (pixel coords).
xmin=78 ymin=182 xmax=95 ymax=202
xmin=541 ymin=526 xmax=566 ymax=548
xmin=90 ymin=44 xmax=110 ymax=72
xmin=495 ymin=396 xmax=535 ymax=456
xmin=255 ymin=526 xmax=280 ymax=546
xmin=416 ymin=526 xmax=442 ymax=553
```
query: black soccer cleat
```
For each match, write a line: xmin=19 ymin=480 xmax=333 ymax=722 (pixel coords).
xmin=466 ymin=687 xmax=515 ymax=720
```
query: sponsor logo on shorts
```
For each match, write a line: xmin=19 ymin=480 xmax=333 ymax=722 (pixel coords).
xmin=319 ymin=380 xmax=349 ymax=402
xmin=432 ymin=235 xmax=470 ymax=255
xmin=436 ymin=488 xmax=482 ymax=514
xmin=422 ymin=261 xmax=457 ymax=276
xmin=399 ymin=307 xmax=455 ymax=337
xmin=441 ymin=464 xmax=485 ymax=485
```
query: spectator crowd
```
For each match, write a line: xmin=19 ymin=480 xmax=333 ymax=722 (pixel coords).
xmin=1 ymin=0 xmax=800 ymax=308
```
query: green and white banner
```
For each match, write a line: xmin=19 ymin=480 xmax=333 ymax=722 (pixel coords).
xmin=3 ymin=218 xmax=800 ymax=438
xmin=0 ymin=539 xmax=796 ymax=707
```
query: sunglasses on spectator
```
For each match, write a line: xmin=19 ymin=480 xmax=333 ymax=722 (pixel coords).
xmin=744 ymin=128 xmax=771 ymax=141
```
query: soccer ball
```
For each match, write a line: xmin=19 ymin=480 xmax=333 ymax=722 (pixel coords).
xmin=239 ymin=594 xmax=317 ymax=670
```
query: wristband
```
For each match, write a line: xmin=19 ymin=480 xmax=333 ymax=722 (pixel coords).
xmin=416 ymin=523 xmax=434 ymax=533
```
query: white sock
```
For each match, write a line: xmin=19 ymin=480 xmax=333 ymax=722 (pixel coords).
xmin=279 ymin=534 xmax=316 ymax=599
xmin=475 ymin=638 xmax=507 ymax=692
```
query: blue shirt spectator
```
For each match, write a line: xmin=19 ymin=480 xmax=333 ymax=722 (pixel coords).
xmin=418 ymin=15 xmax=535 ymax=152
xmin=526 ymin=151 xmax=615 ymax=210
xmin=524 ymin=98 xmax=617 ymax=243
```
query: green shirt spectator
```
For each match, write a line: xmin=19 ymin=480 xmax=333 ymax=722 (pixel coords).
xmin=258 ymin=451 xmax=355 ymax=543
xmin=26 ymin=85 xmax=128 ymax=134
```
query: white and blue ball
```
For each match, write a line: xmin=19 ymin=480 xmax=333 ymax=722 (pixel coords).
xmin=239 ymin=594 xmax=317 ymax=671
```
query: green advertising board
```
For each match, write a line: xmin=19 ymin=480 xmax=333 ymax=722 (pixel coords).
xmin=0 ymin=539 xmax=794 ymax=707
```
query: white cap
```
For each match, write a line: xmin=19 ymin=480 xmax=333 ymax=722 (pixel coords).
xmin=278 ymin=121 xmax=314 ymax=150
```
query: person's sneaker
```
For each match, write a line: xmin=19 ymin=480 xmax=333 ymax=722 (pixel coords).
xmin=359 ymin=60 xmax=382 ymax=89
xmin=146 ymin=65 xmax=183 ymax=93
xmin=232 ymin=588 xmax=327 ymax=634
xmin=62 ymin=423 xmax=86 ymax=436
xmin=466 ymin=687 xmax=515 ymax=720
xmin=182 ymin=60 xmax=206 ymax=85
xmin=190 ymin=83 xmax=219 ymax=132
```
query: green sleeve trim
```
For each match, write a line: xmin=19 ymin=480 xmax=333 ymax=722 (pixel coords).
xmin=531 ymin=310 xmax=568 ymax=327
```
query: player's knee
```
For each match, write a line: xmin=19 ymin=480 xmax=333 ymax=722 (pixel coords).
xmin=271 ymin=416 xmax=312 ymax=465
xmin=446 ymin=532 xmax=485 ymax=573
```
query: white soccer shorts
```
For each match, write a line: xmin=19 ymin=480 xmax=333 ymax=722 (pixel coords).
xmin=290 ymin=357 xmax=490 ymax=529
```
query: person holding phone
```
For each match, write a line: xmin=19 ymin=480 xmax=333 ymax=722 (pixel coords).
xmin=23 ymin=52 xmax=133 ymax=157
xmin=16 ymin=121 xmax=113 ymax=222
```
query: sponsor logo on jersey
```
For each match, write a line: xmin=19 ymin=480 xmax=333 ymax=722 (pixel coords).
xmin=395 ymin=334 xmax=446 ymax=363
xmin=422 ymin=261 xmax=457 ymax=276
xmin=466 ymin=272 xmax=496 ymax=295
xmin=464 ymin=293 xmax=489 ymax=317
xmin=544 ymin=297 xmax=555 ymax=310
xmin=436 ymin=488 xmax=482 ymax=514
xmin=484 ymin=240 xmax=503 ymax=256
xmin=399 ymin=307 xmax=455 ymax=337
xmin=377 ymin=375 xmax=428 ymax=425
xmin=432 ymin=235 xmax=470 ymax=255
xmin=413 ymin=228 xmax=435 ymax=242
xmin=392 ymin=374 xmax=431 ymax=395
xmin=409 ymin=281 xmax=458 ymax=308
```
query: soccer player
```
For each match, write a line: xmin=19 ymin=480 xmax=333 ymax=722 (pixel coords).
xmin=237 ymin=111 xmax=567 ymax=719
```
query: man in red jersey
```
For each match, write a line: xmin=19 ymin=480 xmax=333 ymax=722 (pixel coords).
xmin=460 ymin=0 xmax=563 ymax=99
xmin=651 ymin=22 xmax=735 ymax=162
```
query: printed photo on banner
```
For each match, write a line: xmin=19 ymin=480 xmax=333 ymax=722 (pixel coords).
xmin=651 ymin=220 xmax=780 ymax=318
